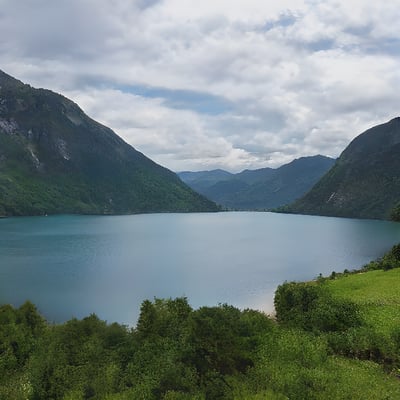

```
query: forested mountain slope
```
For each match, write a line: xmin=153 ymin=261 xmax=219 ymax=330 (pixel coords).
xmin=0 ymin=70 xmax=218 ymax=216
xmin=283 ymin=118 xmax=400 ymax=219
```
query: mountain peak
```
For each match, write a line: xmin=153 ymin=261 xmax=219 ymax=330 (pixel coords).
xmin=0 ymin=70 xmax=219 ymax=216
xmin=0 ymin=69 xmax=24 ymax=86
xmin=284 ymin=118 xmax=400 ymax=220
xmin=179 ymin=155 xmax=335 ymax=210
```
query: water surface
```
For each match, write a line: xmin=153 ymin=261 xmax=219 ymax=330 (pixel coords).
xmin=0 ymin=212 xmax=399 ymax=325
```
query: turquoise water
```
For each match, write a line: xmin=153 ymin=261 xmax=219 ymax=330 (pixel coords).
xmin=0 ymin=212 xmax=399 ymax=325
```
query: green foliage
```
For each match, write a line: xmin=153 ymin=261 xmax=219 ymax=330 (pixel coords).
xmin=28 ymin=313 xmax=130 ymax=399
xmin=321 ymin=267 xmax=400 ymax=370
xmin=234 ymin=328 xmax=400 ymax=400
xmin=127 ymin=298 xmax=199 ymax=399
xmin=273 ymin=260 xmax=400 ymax=373
xmin=327 ymin=268 xmax=400 ymax=336
xmin=0 ymin=290 xmax=399 ymax=399
xmin=136 ymin=297 xmax=192 ymax=340
xmin=188 ymin=305 xmax=253 ymax=376
xmin=274 ymin=282 xmax=362 ymax=333
xmin=132 ymin=299 xmax=274 ymax=400
xmin=0 ymin=302 xmax=45 ymax=399
xmin=362 ymin=243 xmax=400 ymax=272
xmin=0 ymin=301 xmax=45 ymax=370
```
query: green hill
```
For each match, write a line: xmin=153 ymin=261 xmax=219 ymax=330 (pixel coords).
xmin=282 ymin=118 xmax=400 ymax=219
xmin=178 ymin=155 xmax=335 ymax=210
xmin=328 ymin=268 xmax=400 ymax=337
xmin=0 ymin=70 xmax=219 ymax=216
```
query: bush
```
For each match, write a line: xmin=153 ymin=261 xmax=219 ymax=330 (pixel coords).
xmin=274 ymin=282 xmax=362 ymax=333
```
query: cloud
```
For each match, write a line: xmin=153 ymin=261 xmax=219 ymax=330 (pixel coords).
xmin=1 ymin=0 xmax=400 ymax=171
xmin=116 ymin=84 xmax=233 ymax=115
xmin=66 ymin=87 xmax=268 ymax=172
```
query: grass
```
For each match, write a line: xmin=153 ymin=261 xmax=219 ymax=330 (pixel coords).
xmin=326 ymin=268 xmax=400 ymax=336
xmin=232 ymin=328 xmax=400 ymax=400
xmin=322 ymin=357 xmax=400 ymax=400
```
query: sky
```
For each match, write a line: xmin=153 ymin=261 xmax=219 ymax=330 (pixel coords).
xmin=1 ymin=0 xmax=400 ymax=172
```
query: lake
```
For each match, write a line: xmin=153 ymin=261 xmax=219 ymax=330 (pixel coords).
xmin=0 ymin=212 xmax=399 ymax=325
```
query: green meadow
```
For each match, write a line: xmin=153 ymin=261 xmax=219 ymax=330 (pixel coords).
xmin=327 ymin=268 xmax=400 ymax=337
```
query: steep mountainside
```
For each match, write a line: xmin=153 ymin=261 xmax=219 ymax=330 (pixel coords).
xmin=282 ymin=118 xmax=400 ymax=219
xmin=178 ymin=155 xmax=335 ymax=210
xmin=0 ymin=70 xmax=219 ymax=216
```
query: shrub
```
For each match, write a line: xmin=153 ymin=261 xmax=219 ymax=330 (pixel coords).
xmin=274 ymin=282 xmax=362 ymax=333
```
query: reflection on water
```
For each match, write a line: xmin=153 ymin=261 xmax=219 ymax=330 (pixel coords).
xmin=0 ymin=212 xmax=399 ymax=325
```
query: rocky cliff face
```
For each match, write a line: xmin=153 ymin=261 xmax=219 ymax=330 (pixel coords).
xmin=282 ymin=118 xmax=400 ymax=219
xmin=0 ymin=70 xmax=219 ymax=216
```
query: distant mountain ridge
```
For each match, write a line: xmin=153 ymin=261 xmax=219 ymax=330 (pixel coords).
xmin=282 ymin=118 xmax=400 ymax=219
xmin=0 ymin=70 xmax=219 ymax=216
xmin=178 ymin=155 xmax=335 ymax=210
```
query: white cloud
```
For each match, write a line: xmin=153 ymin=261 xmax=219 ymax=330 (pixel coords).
xmin=67 ymin=87 xmax=260 ymax=172
xmin=1 ymin=0 xmax=400 ymax=171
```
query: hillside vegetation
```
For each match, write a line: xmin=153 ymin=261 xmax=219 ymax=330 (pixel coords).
xmin=328 ymin=268 xmax=400 ymax=337
xmin=1 ymin=244 xmax=400 ymax=399
xmin=0 ymin=70 xmax=219 ymax=216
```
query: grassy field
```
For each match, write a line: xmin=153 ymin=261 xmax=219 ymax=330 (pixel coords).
xmin=326 ymin=268 xmax=400 ymax=336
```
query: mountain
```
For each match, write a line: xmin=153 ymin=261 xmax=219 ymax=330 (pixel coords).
xmin=178 ymin=169 xmax=233 ymax=193
xmin=178 ymin=155 xmax=335 ymax=210
xmin=282 ymin=118 xmax=400 ymax=219
xmin=0 ymin=70 xmax=219 ymax=216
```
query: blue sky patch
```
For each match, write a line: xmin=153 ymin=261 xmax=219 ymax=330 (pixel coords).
xmin=117 ymin=84 xmax=233 ymax=115
xmin=261 ymin=13 xmax=297 ymax=32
